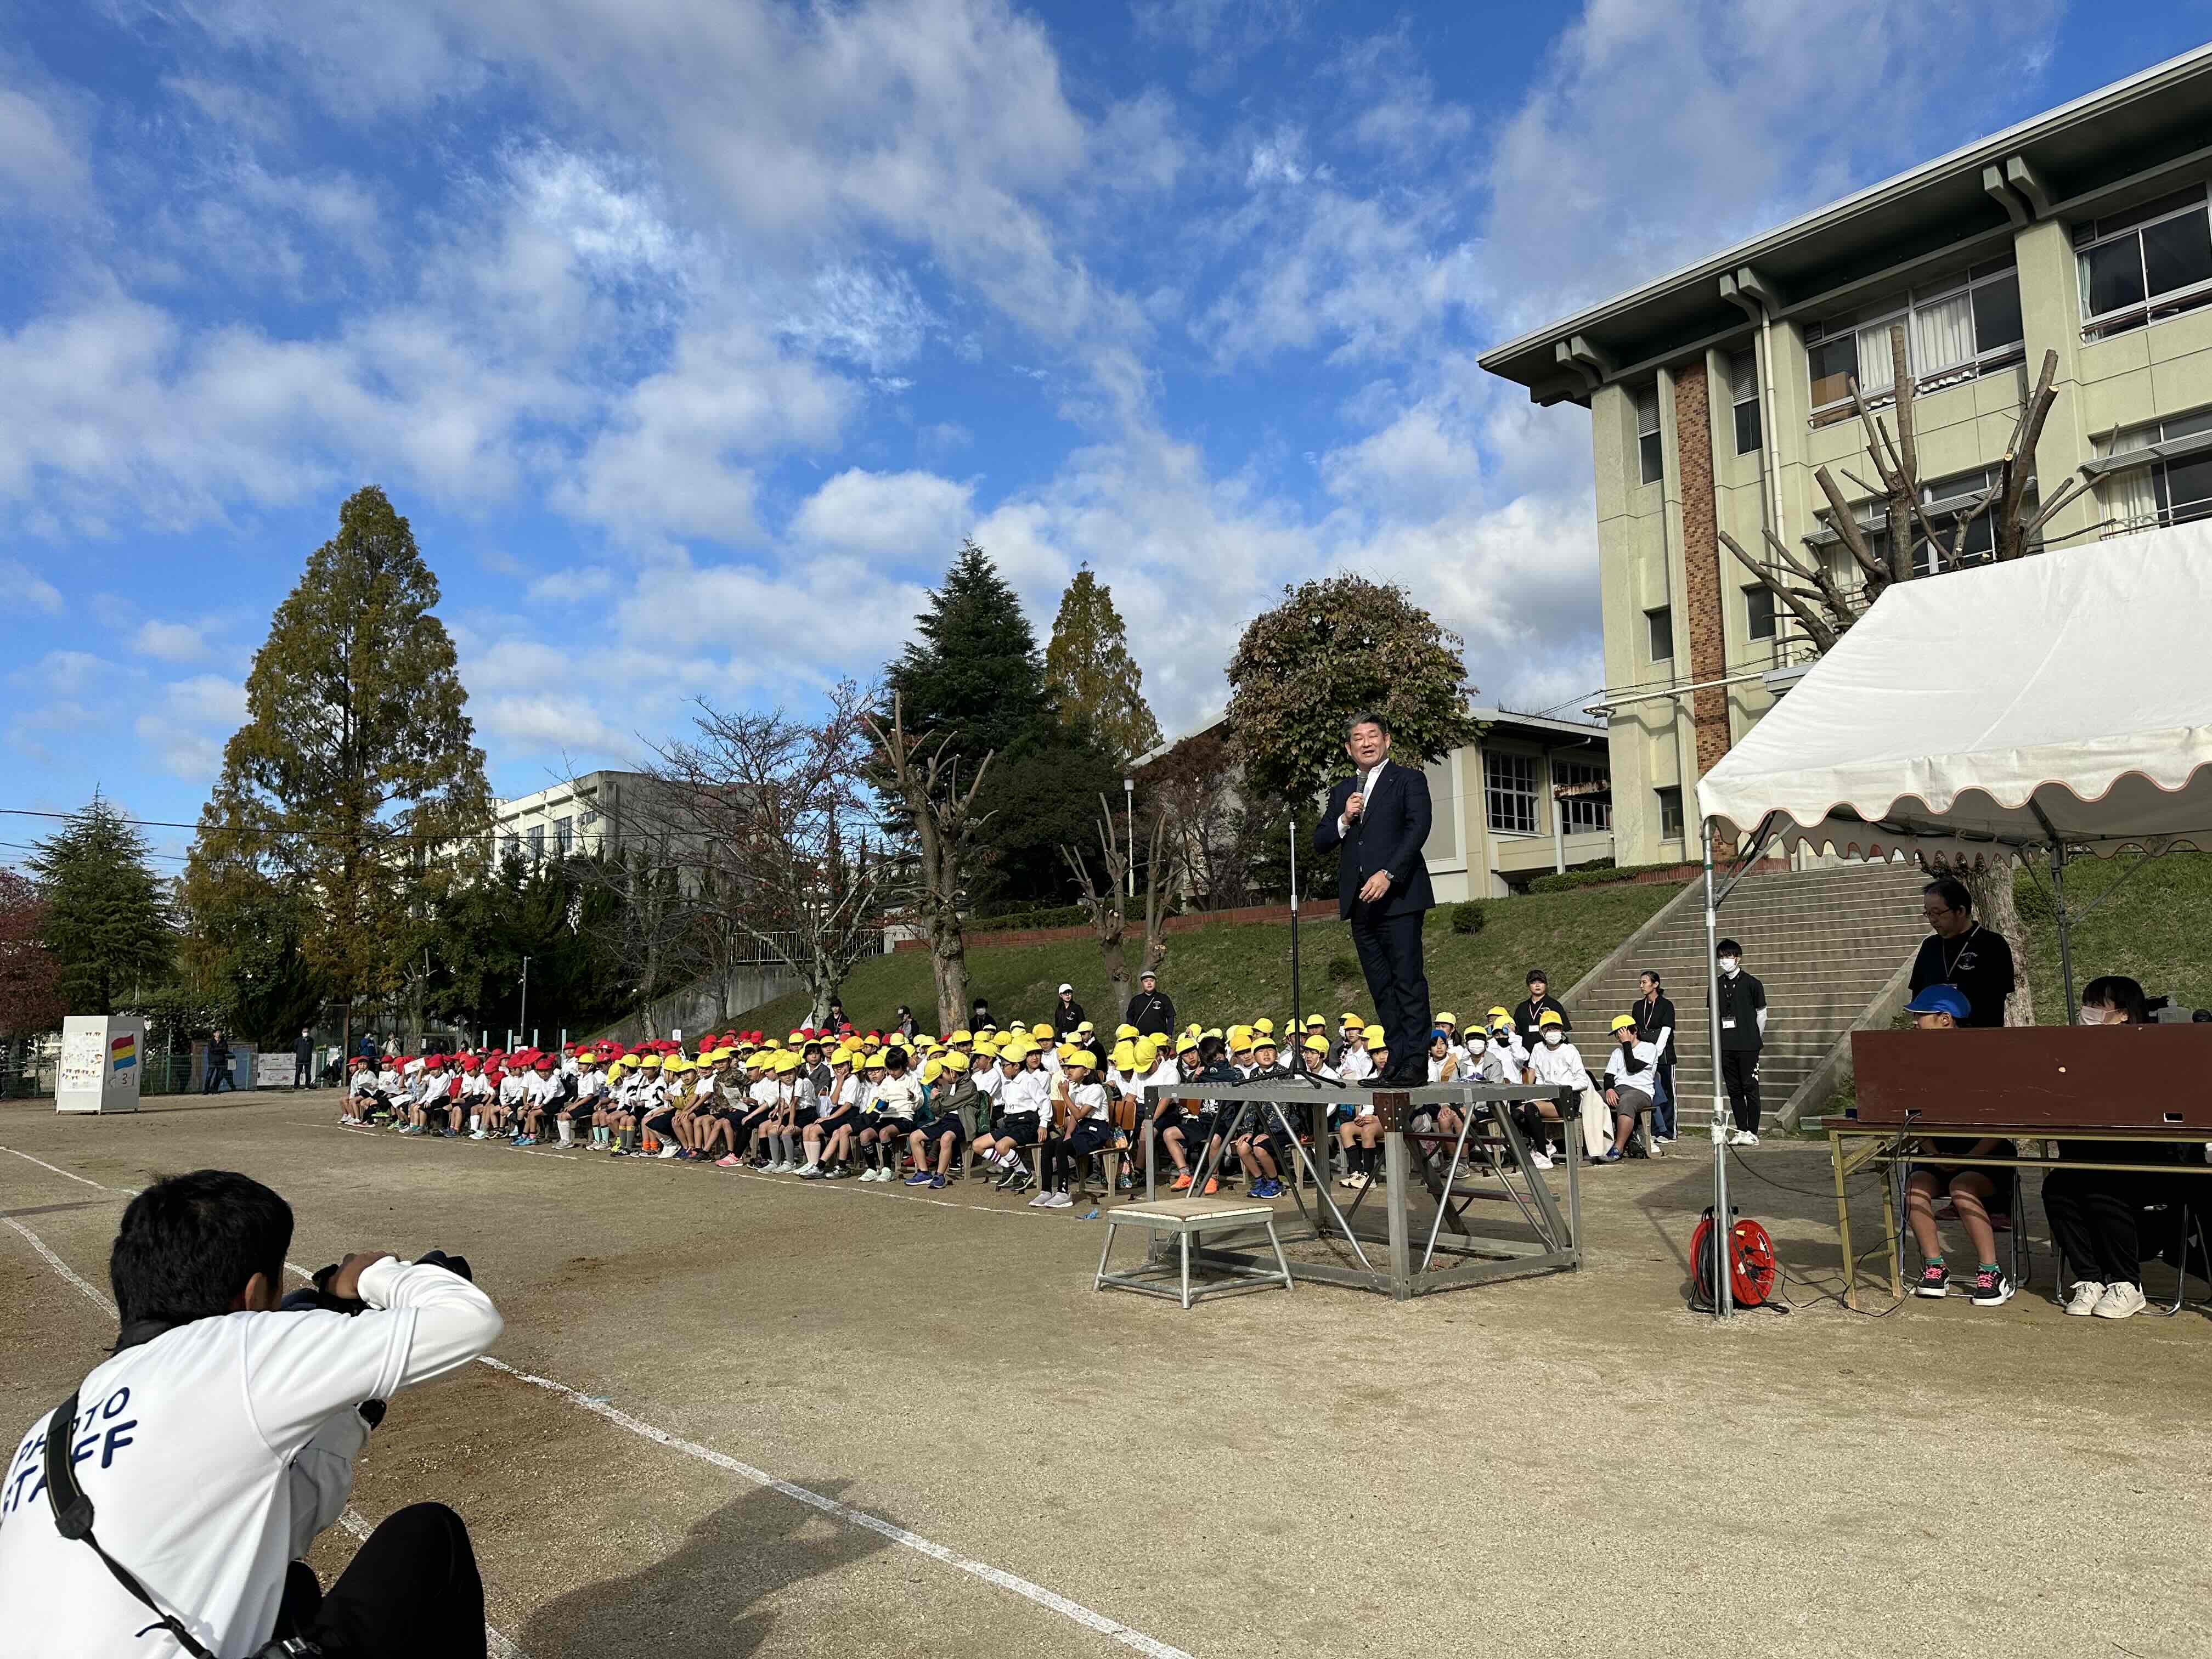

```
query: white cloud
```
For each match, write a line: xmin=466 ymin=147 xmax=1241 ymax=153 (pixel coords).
xmin=524 ymin=566 xmax=617 ymax=605
xmin=0 ymin=80 xmax=92 ymax=216
xmin=1481 ymin=0 xmax=2068 ymax=329
xmin=133 ymin=673 xmax=245 ymax=780
xmin=18 ymin=650 xmax=113 ymax=697
xmin=136 ymin=619 xmax=212 ymax=663
xmin=791 ymin=469 xmax=974 ymax=558
xmin=0 ymin=558 xmax=63 ymax=613
xmin=777 ymin=264 xmax=938 ymax=375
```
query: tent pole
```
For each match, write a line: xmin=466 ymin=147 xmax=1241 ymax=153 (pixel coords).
xmin=2027 ymin=803 xmax=2077 ymax=1023
xmin=1703 ymin=817 xmax=1733 ymax=1319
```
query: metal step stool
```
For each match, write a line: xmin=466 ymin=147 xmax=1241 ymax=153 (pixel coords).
xmin=1094 ymin=1195 xmax=1294 ymax=1309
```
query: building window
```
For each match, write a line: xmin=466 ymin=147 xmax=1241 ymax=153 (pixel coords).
xmin=555 ymin=816 xmax=573 ymax=855
xmin=1645 ymin=606 xmax=1674 ymax=661
xmin=500 ymin=832 xmax=520 ymax=864
xmin=1805 ymin=259 xmax=2023 ymax=419
xmin=2095 ymin=409 xmax=2212 ymax=534
xmin=1655 ymin=786 xmax=1685 ymax=842
xmin=1729 ymin=349 xmax=1762 ymax=456
xmin=2075 ymin=185 xmax=2212 ymax=340
xmin=1484 ymin=751 xmax=1540 ymax=836
xmin=527 ymin=825 xmax=545 ymax=864
xmin=1745 ymin=585 xmax=1776 ymax=641
xmin=1634 ymin=384 xmax=1663 ymax=484
xmin=1554 ymin=758 xmax=1612 ymax=833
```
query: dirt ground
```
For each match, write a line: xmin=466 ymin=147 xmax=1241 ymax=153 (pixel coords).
xmin=3 ymin=1090 xmax=2207 ymax=1659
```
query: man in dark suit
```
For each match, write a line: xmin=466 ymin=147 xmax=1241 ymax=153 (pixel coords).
xmin=1312 ymin=711 xmax=1435 ymax=1085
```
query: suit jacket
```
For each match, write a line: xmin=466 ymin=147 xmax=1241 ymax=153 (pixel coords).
xmin=1313 ymin=758 xmax=1437 ymax=922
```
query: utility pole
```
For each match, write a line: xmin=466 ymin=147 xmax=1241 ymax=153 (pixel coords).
xmin=518 ymin=956 xmax=531 ymax=1047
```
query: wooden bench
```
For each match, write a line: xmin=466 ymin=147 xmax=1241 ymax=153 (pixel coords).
xmin=1094 ymin=1196 xmax=1294 ymax=1309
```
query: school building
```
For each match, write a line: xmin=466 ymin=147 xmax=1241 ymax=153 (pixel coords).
xmin=1479 ymin=45 xmax=2212 ymax=863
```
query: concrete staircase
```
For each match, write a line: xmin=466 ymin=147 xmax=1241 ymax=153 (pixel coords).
xmin=1564 ymin=862 xmax=1928 ymax=1129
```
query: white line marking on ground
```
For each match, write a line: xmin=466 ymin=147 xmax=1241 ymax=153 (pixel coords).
xmin=475 ymin=1355 xmax=1194 ymax=1659
xmin=3 ymin=1216 xmax=117 ymax=1313
xmin=2 ymin=1146 xmax=127 ymax=1192
xmin=3 ymin=1211 xmax=528 ymax=1659
xmin=12 ymin=1138 xmax=1181 ymax=1655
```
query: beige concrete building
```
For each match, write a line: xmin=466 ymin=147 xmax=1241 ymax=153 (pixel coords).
xmin=1481 ymin=47 xmax=2212 ymax=863
xmin=1417 ymin=708 xmax=1613 ymax=901
xmin=490 ymin=770 xmax=660 ymax=865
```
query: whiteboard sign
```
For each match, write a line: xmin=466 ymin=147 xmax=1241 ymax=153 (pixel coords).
xmin=253 ymin=1052 xmax=297 ymax=1089
xmin=57 ymin=1015 xmax=146 ymax=1114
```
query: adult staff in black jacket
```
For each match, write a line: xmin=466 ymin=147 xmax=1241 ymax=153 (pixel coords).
xmin=1714 ymin=937 xmax=1768 ymax=1144
xmin=1125 ymin=969 xmax=1176 ymax=1039
xmin=1313 ymin=712 xmax=1435 ymax=1085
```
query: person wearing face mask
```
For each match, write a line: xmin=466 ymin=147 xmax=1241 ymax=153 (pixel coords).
xmin=1523 ymin=1010 xmax=1599 ymax=1164
xmin=2042 ymin=975 xmax=2204 ymax=1319
xmin=1713 ymin=938 xmax=1767 ymax=1146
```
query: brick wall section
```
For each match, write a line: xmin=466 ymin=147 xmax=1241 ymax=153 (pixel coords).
xmin=1672 ymin=360 xmax=1733 ymax=777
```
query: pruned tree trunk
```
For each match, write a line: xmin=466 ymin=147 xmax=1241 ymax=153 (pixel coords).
xmin=1966 ymin=856 xmax=2036 ymax=1029
xmin=862 ymin=693 xmax=995 ymax=1036
xmin=1136 ymin=804 xmax=1177 ymax=982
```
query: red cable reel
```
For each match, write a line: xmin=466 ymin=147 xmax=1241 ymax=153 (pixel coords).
xmin=1691 ymin=1210 xmax=1778 ymax=1309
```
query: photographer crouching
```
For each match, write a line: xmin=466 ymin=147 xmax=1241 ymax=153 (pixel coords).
xmin=0 ymin=1170 xmax=503 ymax=1657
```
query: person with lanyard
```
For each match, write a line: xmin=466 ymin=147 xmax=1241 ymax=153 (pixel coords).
xmin=1908 ymin=876 xmax=2015 ymax=1028
xmin=1050 ymin=985 xmax=1087 ymax=1039
xmin=1510 ymin=971 xmax=1568 ymax=1053
xmin=1125 ymin=969 xmax=1176 ymax=1039
xmin=1713 ymin=938 xmax=1767 ymax=1146
xmin=1632 ymin=970 xmax=1677 ymax=1144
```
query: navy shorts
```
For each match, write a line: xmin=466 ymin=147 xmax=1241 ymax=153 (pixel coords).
xmin=871 ymin=1116 xmax=913 ymax=1138
xmin=993 ymin=1111 xmax=1041 ymax=1147
xmin=816 ymin=1109 xmax=856 ymax=1138
xmin=919 ymin=1116 xmax=964 ymax=1143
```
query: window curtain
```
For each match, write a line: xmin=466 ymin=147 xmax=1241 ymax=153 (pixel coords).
xmin=1911 ymin=290 xmax=1976 ymax=375
xmin=1854 ymin=320 xmax=1900 ymax=396
xmin=2097 ymin=468 xmax=2159 ymax=534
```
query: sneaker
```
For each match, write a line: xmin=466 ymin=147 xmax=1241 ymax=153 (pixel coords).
xmin=469 ymin=1129 xmax=487 ymax=1141
xmin=1252 ymin=1178 xmax=1280 ymax=1199
xmin=2063 ymin=1279 xmax=2105 ymax=1316
xmin=1044 ymin=1192 xmax=1075 ymax=1209
xmin=608 ymin=1146 xmax=630 ymax=1158
xmin=796 ymin=1163 xmax=821 ymax=1180
xmin=716 ymin=1154 xmax=741 ymax=1168
xmin=904 ymin=1171 xmax=933 ymax=1184
xmin=1915 ymin=1262 xmax=1949 ymax=1299
xmin=1171 ymin=1172 xmax=1194 ymax=1192
xmin=657 ymin=1146 xmax=681 ymax=1160
xmin=822 ymin=1164 xmax=849 ymax=1180
xmin=1530 ymin=1150 xmax=1554 ymax=1170
xmin=1738 ymin=1132 xmax=1760 ymax=1147
xmin=1201 ymin=1177 xmax=1218 ymax=1195
xmin=1337 ymin=1172 xmax=1368 ymax=1189
xmin=1005 ymin=1169 xmax=1034 ymax=1195
xmin=926 ymin=1173 xmax=947 ymax=1188
xmin=1655 ymin=1135 xmax=1676 ymax=1145
xmin=995 ymin=1165 xmax=1024 ymax=1191
xmin=1598 ymin=1149 xmax=1622 ymax=1164
xmin=2092 ymin=1282 xmax=2147 ymax=1321
xmin=1028 ymin=1190 xmax=1056 ymax=1207
xmin=1970 ymin=1267 xmax=2014 ymax=1307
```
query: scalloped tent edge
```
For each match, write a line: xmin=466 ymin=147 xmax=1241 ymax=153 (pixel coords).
xmin=1683 ymin=521 xmax=2212 ymax=1318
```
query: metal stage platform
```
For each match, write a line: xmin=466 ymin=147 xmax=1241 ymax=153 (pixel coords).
xmin=1135 ymin=1080 xmax=1584 ymax=1300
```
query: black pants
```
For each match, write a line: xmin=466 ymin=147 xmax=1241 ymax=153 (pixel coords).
xmin=2042 ymin=1167 xmax=2190 ymax=1285
xmin=1045 ymin=1120 xmax=1114 ymax=1190
xmin=1720 ymin=1048 xmax=1760 ymax=1133
xmin=203 ymin=1062 xmax=233 ymax=1094
xmin=295 ymin=1056 xmax=312 ymax=1088
xmin=1350 ymin=908 xmax=1430 ymax=1077
xmin=279 ymin=1502 xmax=486 ymax=1658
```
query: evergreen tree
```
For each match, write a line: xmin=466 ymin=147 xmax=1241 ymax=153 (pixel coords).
xmin=885 ymin=539 xmax=1051 ymax=755
xmin=26 ymin=793 xmax=174 ymax=1013
xmin=183 ymin=486 xmax=492 ymax=1031
xmin=1043 ymin=565 xmax=1163 ymax=765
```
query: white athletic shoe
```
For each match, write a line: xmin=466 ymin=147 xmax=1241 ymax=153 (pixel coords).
xmin=1027 ymin=1190 xmax=1056 ymax=1207
xmin=1044 ymin=1192 xmax=1075 ymax=1209
xmin=469 ymin=1130 xmax=487 ymax=1141
xmin=1530 ymin=1150 xmax=1555 ymax=1170
xmin=796 ymin=1162 xmax=820 ymax=1180
xmin=657 ymin=1146 xmax=681 ymax=1159
xmin=1737 ymin=1131 xmax=1760 ymax=1147
xmin=2092 ymin=1282 xmax=2147 ymax=1321
xmin=867 ymin=1167 xmax=890 ymax=1182
xmin=2063 ymin=1279 xmax=2106 ymax=1316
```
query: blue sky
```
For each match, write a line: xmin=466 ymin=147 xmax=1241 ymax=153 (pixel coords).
xmin=5 ymin=0 xmax=2211 ymax=872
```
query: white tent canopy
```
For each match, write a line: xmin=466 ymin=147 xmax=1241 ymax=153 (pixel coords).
xmin=1696 ymin=522 xmax=2212 ymax=861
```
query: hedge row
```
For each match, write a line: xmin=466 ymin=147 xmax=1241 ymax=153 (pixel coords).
xmin=1524 ymin=860 xmax=1695 ymax=894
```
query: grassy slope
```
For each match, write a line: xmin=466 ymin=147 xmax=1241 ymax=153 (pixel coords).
xmin=2014 ymin=848 xmax=2212 ymax=1017
xmin=743 ymin=882 xmax=1682 ymax=1036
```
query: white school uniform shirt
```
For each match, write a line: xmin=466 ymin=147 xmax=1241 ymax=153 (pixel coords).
xmin=526 ymin=1071 xmax=562 ymax=1108
xmin=374 ymin=1065 xmax=402 ymax=1096
xmin=748 ymin=1076 xmax=780 ymax=1113
xmin=1604 ymin=1040 xmax=1660 ymax=1092
xmin=1526 ymin=1039 xmax=1594 ymax=1093
xmin=1488 ymin=1028 xmax=1530 ymax=1070
xmin=498 ymin=1072 xmax=529 ymax=1109
xmin=346 ymin=1070 xmax=375 ymax=1099
xmin=0 ymin=1260 xmax=501 ymax=1659
xmin=975 ymin=1066 xmax=1007 ymax=1107
xmin=573 ymin=1066 xmax=605 ymax=1103
xmin=873 ymin=1073 xmax=923 ymax=1119
xmin=1068 ymin=1080 xmax=1110 ymax=1123
xmin=1338 ymin=1046 xmax=1375 ymax=1084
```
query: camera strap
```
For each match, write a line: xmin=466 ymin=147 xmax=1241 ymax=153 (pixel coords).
xmin=43 ymin=1386 xmax=219 ymax=1659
